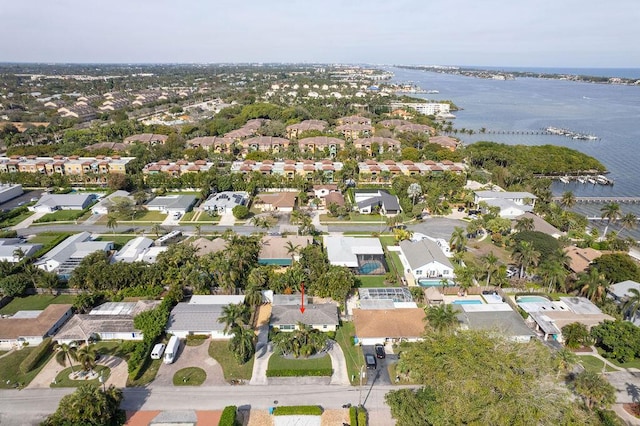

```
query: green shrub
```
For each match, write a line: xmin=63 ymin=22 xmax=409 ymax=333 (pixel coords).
xmin=232 ymin=205 xmax=249 ymax=219
xmin=19 ymin=337 xmax=53 ymax=374
xmin=272 ymin=406 xmax=323 ymax=416
xmin=265 ymin=368 xmax=333 ymax=377
xmin=357 ymin=406 xmax=368 ymax=425
xmin=218 ymin=406 xmax=238 ymax=426
xmin=349 ymin=406 xmax=358 ymax=425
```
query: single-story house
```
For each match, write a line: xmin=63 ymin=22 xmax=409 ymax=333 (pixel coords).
xmin=324 ymin=236 xmax=386 ymax=274
xmin=201 ymin=191 xmax=249 ymax=214
xmin=270 ymin=303 xmax=339 ymax=332
xmin=357 ymin=287 xmax=417 ymax=311
xmin=514 ymin=212 xmax=563 ymax=239
xmin=398 ymin=239 xmax=454 ymax=281
xmin=325 ymin=192 xmax=345 ymax=208
xmin=112 ymin=236 xmax=167 ymax=263
xmin=0 ymin=304 xmax=73 ymax=349
xmin=54 ymin=301 xmax=160 ymax=344
xmin=0 ymin=238 xmax=42 ymax=262
xmin=474 ymin=191 xmax=537 ymax=218
xmin=312 ymin=184 xmax=339 ymax=198
xmin=564 ymin=246 xmax=602 ymax=274
xmin=190 ymin=237 xmax=228 ymax=256
xmin=165 ymin=295 xmax=246 ymax=339
xmin=145 ymin=195 xmax=197 ymax=215
xmin=29 ymin=193 xmax=94 ymax=213
xmin=259 ymin=235 xmax=312 ymax=266
xmin=352 ymin=308 xmax=426 ymax=346
xmin=518 ymin=296 xmax=614 ymax=342
xmin=608 ymin=280 xmax=640 ymax=325
xmin=354 ymin=189 xmax=401 ymax=216
xmin=253 ymin=192 xmax=297 ymax=212
xmin=454 ymin=303 xmax=536 ymax=343
xmin=91 ymin=190 xmax=132 ymax=215
xmin=34 ymin=232 xmax=113 ymax=280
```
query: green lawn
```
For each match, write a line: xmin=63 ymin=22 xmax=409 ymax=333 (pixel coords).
xmin=596 ymin=348 xmax=640 ymax=369
xmin=357 ymin=276 xmax=388 ymax=288
xmin=173 ymin=367 xmax=206 ymax=386
xmin=387 ymin=251 xmax=404 ymax=277
xmin=0 ymin=209 xmax=34 ymax=228
xmin=208 ymin=340 xmax=254 ymax=381
xmin=29 ymin=232 xmax=74 ymax=258
xmin=94 ymin=235 xmax=136 ymax=250
xmin=0 ymin=347 xmax=55 ymax=389
xmin=335 ymin=322 xmax=364 ymax=385
xmin=130 ymin=210 xmax=167 ymax=222
xmin=128 ymin=358 xmax=162 ymax=387
xmin=578 ymin=355 xmax=617 ymax=373
xmin=180 ymin=211 xmax=197 ymax=221
xmin=0 ymin=295 xmax=76 ymax=315
xmin=267 ymin=353 xmax=331 ymax=373
xmin=379 ymin=236 xmax=397 ymax=247
xmin=51 ymin=365 xmax=111 ymax=388
xmin=34 ymin=209 xmax=87 ymax=223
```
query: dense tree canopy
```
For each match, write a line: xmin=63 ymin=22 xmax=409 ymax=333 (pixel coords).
xmin=43 ymin=384 xmax=124 ymax=426
xmin=592 ymin=253 xmax=640 ymax=284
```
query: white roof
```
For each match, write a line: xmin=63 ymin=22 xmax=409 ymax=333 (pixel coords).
xmin=609 ymin=280 xmax=640 ymax=299
xmin=324 ymin=236 xmax=383 ymax=267
xmin=188 ymin=295 xmax=246 ymax=305
xmin=113 ymin=237 xmax=154 ymax=263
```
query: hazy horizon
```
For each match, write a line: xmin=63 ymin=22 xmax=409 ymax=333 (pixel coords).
xmin=2 ymin=0 xmax=639 ymax=67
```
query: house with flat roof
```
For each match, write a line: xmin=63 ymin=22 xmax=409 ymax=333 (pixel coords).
xmin=474 ymin=191 xmax=537 ymax=218
xmin=54 ymin=301 xmax=160 ymax=344
xmin=324 ymin=236 xmax=386 ymax=274
xmin=259 ymin=235 xmax=312 ymax=266
xmin=112 ymin=237 xmax=166 ymax=263
xmin=201 ymin=191 xmax=249 ymax=214
xmin=145 ymin=195 xmax=197 ymax=214
xmin=0 ymin=304 xmax=73 ymax=349
xmin=34 ymin=232 xmax=113 ymax=280
xmin=454 ymin=303 xmax=535 ymax=343
xmin=354 ymin=189 xmax=401 ymax=216
xmin=91 ymin=190 xmax=132 ymax=215
xmin=270 ymin=303 xmax=339 ymax=332
xmin=0 ymin=238 xmax=42 ymax=263
xmin=29 ymin=193 xmax=95 ymax=213
xmin=166 ymin=295 xmax=246 ymax=339
xmin=608 ymin=280 xmax=640 ymax=325
xmin=352 ymin=308 xmax=426 ymax=346
xmin=398 ymin=239 xmax=454 ymax=282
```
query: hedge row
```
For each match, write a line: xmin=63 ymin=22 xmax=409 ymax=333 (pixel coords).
xmin=19 ymin=337 xmax=53 ymax=374
xmin=273 ymin=406 xmax=323 ymax=416
xmin=349 ymin=406 xmax=368 ymax=426
xmin=350 ymin=406 xmax=357 ymax=425
xmin=357 ymin=406 xmax=367 ymax=426
xmin=218 ymin=406 xmax=238 ymax=426
xmin=266 ymin=368 xmax=333 ymax=377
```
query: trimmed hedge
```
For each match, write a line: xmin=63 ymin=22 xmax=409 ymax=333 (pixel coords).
xmin=19 ymin=337 xmax=53 ymax=374
xmin=349 ymin=406 xmax=367 ymax=426
xmin=357 ymin=406 xmax=367 ymax=425
xmin=273 ymin=406 xmax=323 ymax=416
xmin=218 ymin=406 xmax=238 ymax=426
xmin=266 ymin=368 xmax=333 ymax=377
xmin=350 ymin=406 xmax=358 ymax=425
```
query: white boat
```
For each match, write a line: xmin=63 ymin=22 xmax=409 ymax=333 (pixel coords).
xmin=588 ymin=178 xmax=597 ymax=184
xmin=559 ymin=176 xmax=570 ymax=184
xmin=577 ymin=177 xmax=587 ymax=184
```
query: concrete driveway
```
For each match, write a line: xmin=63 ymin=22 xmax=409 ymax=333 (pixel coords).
xmin=152 ymin=339 xmax=226 ymax=387
xmin=27 ymin=354 xmax=127 ymax=389
xmin=328 ymin=340 xmax=349 ymax=385
xmin=605 ymin=370 xmax=640 ymax=403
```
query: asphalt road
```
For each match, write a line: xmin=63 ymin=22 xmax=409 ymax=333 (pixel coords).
xmin=0 ymin=384 xmax=405 ymax=425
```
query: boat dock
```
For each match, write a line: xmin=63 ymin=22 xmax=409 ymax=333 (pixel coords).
xmin=552 ymin=196 xmax=640 ymax=204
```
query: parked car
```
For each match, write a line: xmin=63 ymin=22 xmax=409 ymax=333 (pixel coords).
xmin=365 ymin=353 xmax=377 ymax=369
xmin=374 ymin=344 xmax=386 ymax=359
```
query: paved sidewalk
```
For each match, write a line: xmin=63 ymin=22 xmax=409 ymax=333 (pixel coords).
xmin=11 ymin=211 xmax=46 ymax=230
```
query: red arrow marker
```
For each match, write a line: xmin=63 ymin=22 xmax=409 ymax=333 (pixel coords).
xmin=300 ymin=282 xmax=305 ymax=313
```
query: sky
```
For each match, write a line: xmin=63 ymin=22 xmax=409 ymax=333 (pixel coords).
xmin=2 ymin=0 xmax=639 ymax=67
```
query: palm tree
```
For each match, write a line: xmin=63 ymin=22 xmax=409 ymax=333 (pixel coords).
xmin=622 ymin=288 xmax=640 ymax=322
xmin=218 ymin=303 xmax=250 ymax=334
xmin=407 ymin=182 xmax=422 ymax=205
xmin=554 ymin=347 xmax=579 ymax=378
xmin=619 ymin=212 xmax=638 ymax=236
xmin=75 ymin=345 xmax=98 ymax=373
xmin=251 ymin=216 xmax=271 ymax=232
xmin=560 ymin=191 xmax=576 ymax=209
xmin=572 ymin=371 xmax=616 ymax=411
xmin=511 ymin=241 xmax=540 ymax=279
xmin=151 ymin=223 xmax=165 ymax=238
xmin=55 ymin=342 xmax=78 ymax=373
xmin=481 ymin=251 xmax=499 ymax=286
xmin=229 ymin=326 xmax=255 ymax=364
xmin=600 ymin=202 xmax=621 ymax=238
xmin=194 ymin=224 xmax=202 ymax=237
xmin=538 ymin=260 xmax=569 ymax=293
xmin=449 ymin=226 xmax=467 ymax=253
xmin=577 ymin=268 xmax=609 ymax=303
xmin=514 ymin=217 xmax=534 ymax=233
xmin=106 ymin=214 xmax=118 ymax=234
xmin=424 ymin=305 xmax=459 ymax=332
xmin=285 ymin=241 xmax=301 ymax=262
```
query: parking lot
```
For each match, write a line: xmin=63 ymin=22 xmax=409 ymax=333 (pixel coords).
xmin=0 ymin=189 xmax=44 ymax=212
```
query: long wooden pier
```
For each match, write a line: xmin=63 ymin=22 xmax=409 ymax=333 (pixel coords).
xmin=552 ymin=196 xmax=640 ymax=204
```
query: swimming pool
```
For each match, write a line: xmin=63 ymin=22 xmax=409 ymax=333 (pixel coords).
xmin=516 ymin=295 xmax=550 ymax=304
xmin=418 ymin=279 xmax=454 ymax=287
xmin=451 ymin=300 xmax=483 ymax=305
xmin=358 ymin=261 xmax=384 ymax=275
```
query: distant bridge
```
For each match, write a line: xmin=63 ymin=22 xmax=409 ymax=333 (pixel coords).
xmin=552 ymin=196 xmax=640 ymax=204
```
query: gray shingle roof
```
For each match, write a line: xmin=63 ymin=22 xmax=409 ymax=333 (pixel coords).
xmin=270 ymin=304 xmax=339 ymax=327
xmin=166 ymin=303 xmax=226 ymax=332
xmin=399 ymin=239 xmax=452 ymax=270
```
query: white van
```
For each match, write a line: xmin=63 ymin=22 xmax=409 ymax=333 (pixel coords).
xmin=151 ymin=343 xmax=166 ymax=360
xmin=163 ymin=336 xmax=180 ymax=364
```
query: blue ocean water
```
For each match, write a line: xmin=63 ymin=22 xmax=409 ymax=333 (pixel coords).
xmin=462 ymin=66 xmax=640 ymax=80
xmin=389 ymin=67 xmax=640 ymax=238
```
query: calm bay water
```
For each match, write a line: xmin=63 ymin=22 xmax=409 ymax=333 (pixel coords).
xmin=388 ymin=67 xmax=640 ymax=238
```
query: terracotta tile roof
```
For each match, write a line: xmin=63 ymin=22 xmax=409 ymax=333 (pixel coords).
xmin=353 ymin=308 xmax=425 ymax=339
xmin=0 ymin=304 xmax=72 ymax=340
xmin=564 ymin=246 xmax=602 ymax=273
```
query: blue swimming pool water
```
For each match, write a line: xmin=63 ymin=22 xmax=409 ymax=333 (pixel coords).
xmin=516 ymin=296 xmax=550 ymax=304
xmin=358 ymin=262 xmax=382 ymax=274
xmin=451 ymin=300 xmax=483 ymax=305
xmin=418 ymin=279 xmax=454 ymax=287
